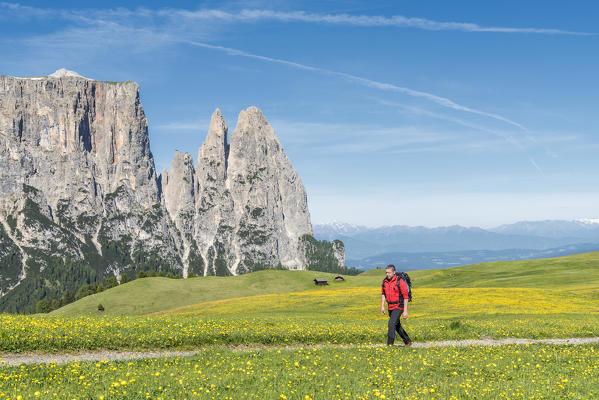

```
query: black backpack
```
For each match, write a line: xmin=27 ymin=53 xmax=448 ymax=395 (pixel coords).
xmin=396 ymin=272 xmax=412 ymax=302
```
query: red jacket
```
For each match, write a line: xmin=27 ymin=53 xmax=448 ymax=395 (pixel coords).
xmin=382 ymin=274 xmax=409 ymax=311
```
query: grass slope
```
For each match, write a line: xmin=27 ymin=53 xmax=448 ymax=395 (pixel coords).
xmin=53 ymin=251 xmax=599 ymax=317
xmin=362 ymin=250 xmax=599 ymax=289
xmin=52 ymin=270 xmax=349 ymax=316
xmin=418 ymin=250 xmax=599 ymax=289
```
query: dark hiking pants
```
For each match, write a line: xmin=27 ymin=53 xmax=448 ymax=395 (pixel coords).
xmin=387 ymin=308 xmax=411 ymax=345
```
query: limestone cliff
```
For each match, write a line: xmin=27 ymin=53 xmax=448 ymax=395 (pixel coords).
xmin=0 ymin=71 xmax=182 ymax=311
xmin=0 ymin=70 xmax=344 ymax=313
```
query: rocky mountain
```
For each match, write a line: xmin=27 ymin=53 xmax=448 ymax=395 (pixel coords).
xmin=162 ymin=107 xmax=322 ymax=276
xmin=349 ymin=243 xmax=599 ymax=270
xmin=489 ymin=220 xmax=599 ymax=240
xmin=314 ymin=223 xmax=589 ymax=260
xmin=0 ymin=70 xmax=345 ymax=313
xmin=314 ymin=221 xmax=599 ymax=269
xmin=313 ymin=222 xmax=369 ymax=239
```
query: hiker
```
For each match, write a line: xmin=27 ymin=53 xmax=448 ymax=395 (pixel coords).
xmin=381 ymin=264 xmax=413 ymax=346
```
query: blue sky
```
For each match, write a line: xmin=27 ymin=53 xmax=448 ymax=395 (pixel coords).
xmin=1 ymin=1 xmax=598 ymax=227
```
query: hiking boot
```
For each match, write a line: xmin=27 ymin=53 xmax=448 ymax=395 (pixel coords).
xmin=404 ymin=341 xmax=413 ymax=347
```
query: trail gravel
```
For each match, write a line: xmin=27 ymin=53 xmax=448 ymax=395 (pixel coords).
xmin=1 ymin=337 xmax=598 ymax=367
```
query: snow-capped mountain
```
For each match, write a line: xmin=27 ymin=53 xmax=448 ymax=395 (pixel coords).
xmin=314 ymin=219 xmax=599 ymax=265
xmin=578 ymin=218 xmax=599 ymax=225
xmin=490 ymin=220 xmax=599 ymax=239
xmin=313 ymin=222 xmax=369 ymax=240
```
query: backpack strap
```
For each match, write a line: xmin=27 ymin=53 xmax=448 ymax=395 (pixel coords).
xmin=395 ymin=272 xmax=410 ymax=300
xmin=396 ymin=272 xmax=412 ymax=302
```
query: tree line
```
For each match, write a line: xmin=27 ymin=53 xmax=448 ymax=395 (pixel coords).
xmin=35 ymin=270 xmax=184 ymax=313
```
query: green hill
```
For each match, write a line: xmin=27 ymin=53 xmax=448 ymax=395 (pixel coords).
xmin=412 ymin=250 xmax=599 ymax=289
xmin=53 ymin=251 xmax=599 ymax=317
xmin=358 ymin=251 xmax=599 ymax=288
xmin=51 ymin=270 xmax=351 ymax=316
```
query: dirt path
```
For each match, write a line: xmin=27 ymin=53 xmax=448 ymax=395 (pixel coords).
xmin=1 ymin=337 xmax=598 ymax=367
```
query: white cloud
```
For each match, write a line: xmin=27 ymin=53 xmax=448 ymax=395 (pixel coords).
xmin=0 ymin=2 xmax=590 ymax=36
xmin=0 ymin=2 xmax=53 ymax=19
xmin=155 ymin=7 xmax=592 ymax=35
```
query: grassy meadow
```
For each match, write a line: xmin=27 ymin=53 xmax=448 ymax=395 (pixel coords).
xmin=1 ymin=344 xmax=597 ymax=399
xmin=53 ymin=251 xmax=599 ymax=317
xmin=0 ymin=252 xmax=596 ymax=352
xmin=0 ymin=252 xmax=598 ymax=398
xmin=0 ymin=285 xmax=597 ymax=352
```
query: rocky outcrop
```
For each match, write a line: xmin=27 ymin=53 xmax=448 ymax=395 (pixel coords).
xmin=0 ymin=70 xmax=344 ymax=313
xmin=162 ymin=107 xmax=315 ymax=277
xmin=226 ymin=107 xmax=314 ymax=272
xmin=0 ymin=71 xmax=182 ymax=312
xmin=193 ymin=109 xmax=233 ymax=276
xmin=332 ymin=240 xmax=346 ymax=267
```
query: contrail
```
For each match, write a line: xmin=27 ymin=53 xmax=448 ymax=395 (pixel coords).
xmin=529 ymin=158 xmax=545 ymax=175
xmin=186 ymin=40 xmax=526 ymax=130
xmin=375 ymin=99 xmax=524 ymax=145
xmin=375 ymin=98 xmax=544 ymax=173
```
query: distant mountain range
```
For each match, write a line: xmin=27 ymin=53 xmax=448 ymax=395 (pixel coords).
xmin=490 ymin=219 xmax=599 ymax=239
xmin=314 ymin=220 xmax=599 ymax=269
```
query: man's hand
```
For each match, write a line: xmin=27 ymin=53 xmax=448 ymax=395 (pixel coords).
xmin=381 ymin=307 xmax=386 ymax=315
xmin=402 ymin=311 xmax=408 ymax=319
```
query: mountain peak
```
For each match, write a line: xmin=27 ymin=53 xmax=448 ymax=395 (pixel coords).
xmin=48 ymin=68 xmax=89 ymax=79
xmin=207 ymin=108 xmax=228 ymax=142
xmin=577 ymin=218 xmax=599 ymax=225
xmin=236 ymin=106 xmax=269 ymax=130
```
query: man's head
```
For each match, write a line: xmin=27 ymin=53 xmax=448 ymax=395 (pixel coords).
xmin=385 ymin=264 xmax=396 ymax=279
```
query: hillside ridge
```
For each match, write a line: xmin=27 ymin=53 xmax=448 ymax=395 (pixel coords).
xmin=53 ymin=251 xmax=599 ymax=317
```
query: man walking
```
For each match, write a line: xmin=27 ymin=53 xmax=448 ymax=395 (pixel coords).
xmin=381 ymin=264 xmax=412 ymax=346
